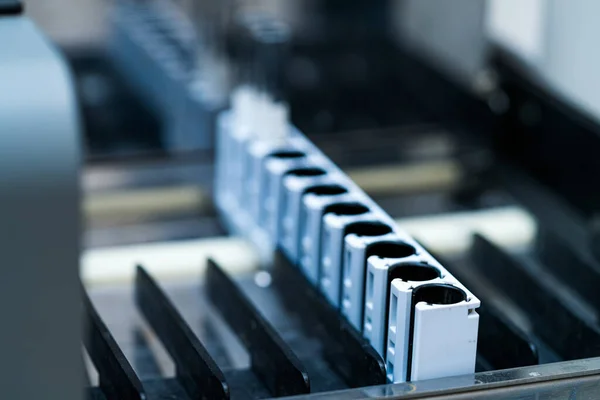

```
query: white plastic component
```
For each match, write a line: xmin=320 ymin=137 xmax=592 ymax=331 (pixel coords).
xmin=279 ymin=174 xmax=335 ymax=263
xmin=386 ymin=278 xmax=438 ymax=382
xmin=246 ymin=141 xmax=281 ymax=222
xmin=253 ymin=91 xmax=270 ymax=138
xmin=298 ymin=193 xmax=359 ymax=284
xmin=363 ymin=255 xmax=422 ymax=357
xmin=225 ymin=87 xmax=256 ymax=206
xmin=223 ymin=83 xmax=295 ymax=223
xmin=214 ymin=112 xmax=277 ymax=262
xmin=214 ymin=109 xmax=234 ymax=199
xmin=411 ymin=299 xmax=479 ymax=381
xmin=214 ymin=107 xmax=314 ymax=263
xmin=386 ymin=281 xmax=411 ymax=382
xmin=231 ymin=85 xmax=255 ymax=134
xmin=228 ymin=129 xmax=251 ymax=203
xmin=340 ymin=233 xmax=399 ymax=330
xmin=239 ymin=90 xmax=289 ymax=145
xmin=261 ymin=156 xmax=309 ymax=240
xmin=225 ymin=82 xmax=294 ymax=228
xmin=320 ymin=213 xmax=376 ymax=307
xmin=264 ymin=101 xmax=290 ymax=143
xmin=386 ymin=279 xmax=480 ymax=383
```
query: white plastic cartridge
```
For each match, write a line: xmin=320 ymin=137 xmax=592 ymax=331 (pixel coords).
xmin=363 ymin=251 xmax=432 ymax=357
xmin=215 ymin=109 xmax=482 ymax=378
xmin=320 ymin=209 xmax=380 ymax=307
xmin=387 ymin=280 xmax=479 ymax=382
xmin=298 ymin=193 xmax=358 ymax=284
xmin=340 ymin=235 xmax=414 ymax=331
xmin=279 ymin=174 xmax=343 ymax=264
xmin=261 ymin=155 xmax=314 ymax=240
xmin=246 ymin=143 xmax=306 ymax=223
xmin=228 ymin=86 xmax=259 ymax=202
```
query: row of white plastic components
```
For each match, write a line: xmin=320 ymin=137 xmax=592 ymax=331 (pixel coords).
xmin=214 ymin=86 xmax=480 ymax=383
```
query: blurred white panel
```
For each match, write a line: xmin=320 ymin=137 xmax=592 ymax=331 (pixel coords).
xmin=486 ymin=0 xmax=546 ymax=62
xmin=81 ymin=237 xmax=261 ymax=286
xmin=487 ymin=0 xmax=600 ymax=122
xmin=396 ymin=207 xmax=536 ymax=255
xmin=391 ymin=0 xmax=489 ymax=84
xmin=542 ymin=0 xmax=600 ymax=120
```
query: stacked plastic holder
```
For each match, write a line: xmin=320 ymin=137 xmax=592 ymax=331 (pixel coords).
xmin=214 ymin=94 xmax=481 ymax=383
xmin=109 ymin=0 xmax=225 ymax=151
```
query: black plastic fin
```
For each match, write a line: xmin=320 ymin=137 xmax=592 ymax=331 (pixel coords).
xmin=135 ymin=265 xmax=229 ymax=400
xmin=82 ymin=284 xmax=146 ymax=400
xmin=470 ymin=233 xmax=600 ymax=360
xmin=206 ymin=258 xmax=310 ymax=397
xmin=271 ymin=250 xmax=386 ymax=387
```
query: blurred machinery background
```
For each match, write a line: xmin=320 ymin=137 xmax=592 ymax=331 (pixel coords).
xmin=4 ymin=0 xmax=600 ymax=398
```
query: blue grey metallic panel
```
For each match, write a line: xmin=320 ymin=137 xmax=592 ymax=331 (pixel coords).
xmin=0 ymin=16 xmax=81 ymax=400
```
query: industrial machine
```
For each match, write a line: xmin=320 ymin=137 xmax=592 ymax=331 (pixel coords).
xmin=4 ymin=0 xmax=600 ymax=399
